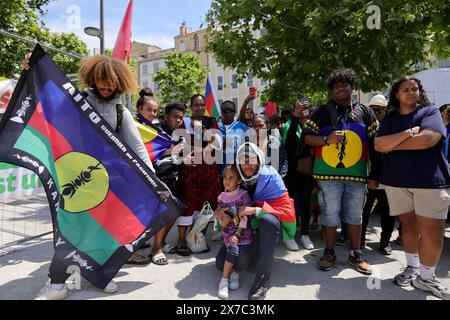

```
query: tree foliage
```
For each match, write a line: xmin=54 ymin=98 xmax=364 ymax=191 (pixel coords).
xmin=153 ymin=51 xmax=208 ymax=106
xmin=48 ymin=32 xmax=89 ymax=76
xmin=206 ymin=0 xmax=450 ymax=105
xmin=0 ymin=0 xmax=88 ymax=79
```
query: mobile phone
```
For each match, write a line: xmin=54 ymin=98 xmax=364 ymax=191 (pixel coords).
xmin=249 ymin=87 xmax=256 ymax=96
xmin=299 ymin=95 xmax=309 ymax=102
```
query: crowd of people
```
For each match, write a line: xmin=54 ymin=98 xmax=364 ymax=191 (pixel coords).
xmin=21 ymin=54 xmax=449 ymax=301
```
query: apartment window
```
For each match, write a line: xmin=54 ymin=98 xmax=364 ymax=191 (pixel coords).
xmin=232 ymin=98 xmax=238 ymax=108
xmin=142 ymin=80 xmax=148 ymax=88
xmin=194 ymin=35 xmax=200 ymax=50
xmin=217 ymin=76 xmax=223 ymax=91
xmin=180 ymin=40 xmax=186 ymax=51
xmin=154 ymin=63 xmax=160 ymax=72
xmin=154 ymin=82 xmax=159 ymax=92
xmin=218 ymin=99 xmax=223 ymax=107
xmin=142 ymin=64 xmax=148 ymax=75
xmin=368 ymin=92 xmax=377 ymax=101
xmin=247 ymin=73 xmax=254 ymax=88
xmin=439 ymin=58 xmax=450 ymax=68
xmin=352 ymin=94 xmax=358 ymax=102
xmin=231 ymin=74 xmax=238 ymax=89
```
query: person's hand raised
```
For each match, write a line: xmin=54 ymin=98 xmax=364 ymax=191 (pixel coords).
xmin=22 ymin=53 xmax=32 ymax=70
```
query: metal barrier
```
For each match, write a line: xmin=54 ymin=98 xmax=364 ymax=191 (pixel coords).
xmin=0 ymin=193 xmax=53 ymax=256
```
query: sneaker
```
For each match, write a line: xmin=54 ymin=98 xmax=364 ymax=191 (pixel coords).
xmin=212 ymin=232 xmax=223 ymax=242
xmin=103 ymin=280 xmax=119 ymax=294
xmin=412 ymin=276 xmax=450 ymax=300
xmin=348 ymin=250 xmax=372 ymax=275
xmin=393 ymin=266 xmax=419 ymax=287
xmin=248 ymin=274 xmax=270 ymax=300
xmin=229 ymin=272 xmax=240 ymax=290
xmin=283 ymin=239 xmax=299 ymax=251
xmin=301 ymin=235 xmax=314 ymax=250
xmin=35 ymin=283 xmax=68 ymax=300
xmin=218 ymin=279 xmax=229 ymax=299
xmin=336 ymin=235 xmax=349 ymax=246
xmin=379 ymin=240 xmax=392 ymax=255
xmin=317 ymin=249 xmax=336 ymax=271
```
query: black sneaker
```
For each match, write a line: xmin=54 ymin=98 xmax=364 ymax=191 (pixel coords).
xmin=248 ymin=274 xmax=270 ymax=300
xmin=336 ymin=235 xmax=349 ymax=246
xmin=379 ymin=240 xmax=392 ymax=255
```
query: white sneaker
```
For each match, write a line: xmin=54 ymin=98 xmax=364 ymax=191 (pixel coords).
xmin=301 ymin=235 xmax=314 ymax=250
xmin=229 ymin=272 xmax=240 ymax=290
xmin=412 ymin=276 xmax=450 ymax=300
xmin=35 ymin=283 xmax=68 ymax=300
xmin=283 ymin=239 xmax=299 ymax=251
xmin=218 ymin=279 xmax=229 ymax=299
xmin=212 ymin=232 xmax=223 ymax=242
xmin=103 ymin=280 xmax=119 ymax=294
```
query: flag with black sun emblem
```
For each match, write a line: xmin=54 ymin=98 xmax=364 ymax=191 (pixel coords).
xmin=0 ymin=44 xmax=181 ymax=289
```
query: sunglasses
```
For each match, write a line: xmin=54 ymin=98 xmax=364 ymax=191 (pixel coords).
xmin=221 ymin=109 xmax=235 ymax=114
xmin=373 ymin=109 xmax=386 ymax=115
xmin=193 ymin=103 xmax=206 ymax=107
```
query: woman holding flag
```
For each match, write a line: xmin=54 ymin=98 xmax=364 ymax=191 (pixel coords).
xmin=129 ymin=88 xmax=178 ymax=265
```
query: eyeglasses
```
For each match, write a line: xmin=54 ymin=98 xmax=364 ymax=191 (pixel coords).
xmin=193 ymin=103 xmax=206 ymax=107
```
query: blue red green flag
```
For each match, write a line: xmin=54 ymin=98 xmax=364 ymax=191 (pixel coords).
xmin=0 ymin=44 xmax=180 ymax=289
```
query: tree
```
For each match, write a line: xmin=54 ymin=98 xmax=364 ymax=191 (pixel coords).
xmin=206 ymin=0 xmax=450 ymax=105
xmin=48 ymin=32 xmax=89 ymax=76
xmin=0 ymin=0 xmax=52 ymax=78
xmin=153 ymin=51 xmax=208 ymax=106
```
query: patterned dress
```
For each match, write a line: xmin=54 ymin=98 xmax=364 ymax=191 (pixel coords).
xmin=178 ymin=116 xmax=221 ymax=225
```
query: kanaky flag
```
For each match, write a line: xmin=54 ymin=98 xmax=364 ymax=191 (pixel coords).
xmin=205 ymin=75 xmax=221 ymax=120
xmin=135 ymin=121 xmax=172 ymax=162
xmin=0 ymin=44 xmax=180 ymax=288
xmin=112 ymin=0 xmax=134 ymax=64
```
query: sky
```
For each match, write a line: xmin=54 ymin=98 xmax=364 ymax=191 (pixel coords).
xmin=41 ymin=0 xmax=213 ymax=53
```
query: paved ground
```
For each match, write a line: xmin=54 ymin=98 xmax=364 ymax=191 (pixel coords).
xmin=0 ymin=213 xmax=449 ymax=300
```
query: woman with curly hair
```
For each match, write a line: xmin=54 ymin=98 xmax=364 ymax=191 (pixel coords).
xmin=375 ymin=76 xmax=450 ymax=300
xmin=23 ymin=53 xmax=154 ymax=299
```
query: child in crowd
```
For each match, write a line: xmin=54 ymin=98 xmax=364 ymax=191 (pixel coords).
xmin=215 ymin=165 xmax=253 ymax=299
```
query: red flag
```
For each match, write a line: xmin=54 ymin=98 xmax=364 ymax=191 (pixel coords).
xmin=112 ymin=0 xmax=134 ymax=64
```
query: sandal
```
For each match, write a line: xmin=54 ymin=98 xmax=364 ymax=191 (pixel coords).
xmin=150 ymin=252 xmax=169 ymax=265
xmin=126 ymin=253 xmax=151 ymax=265
xmin=163 ymin=243 xmax=177 ymax=254
xmin=176 ymin=244 xmax=191 ymax=256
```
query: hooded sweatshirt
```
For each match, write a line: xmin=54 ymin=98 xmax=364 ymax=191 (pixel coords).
xmin=85 ymin=89 xmax=154 ymax=172
xmin=236 ymin=143 xmax=296 ymax=240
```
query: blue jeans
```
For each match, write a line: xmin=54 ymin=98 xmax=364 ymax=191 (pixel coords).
xmin=317 ymin=180 xmax=367 ymax=227
xmin=216 ymin=244 xmax=252 ymax=272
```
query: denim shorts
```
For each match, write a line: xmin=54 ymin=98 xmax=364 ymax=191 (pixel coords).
xmin=317 ymin=180 xmax=367 ymax=227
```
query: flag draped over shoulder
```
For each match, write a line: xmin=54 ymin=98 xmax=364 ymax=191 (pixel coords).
xmin=0 ymin=44 xmax=180 ymax=289
xmin=134 ymin=115 xmax=173 ymax=162
xmin=205 ymin=75 xmax=221 ymax=121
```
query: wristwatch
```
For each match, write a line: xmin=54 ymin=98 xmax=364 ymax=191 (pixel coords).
xmin=322 ymin=136 xmax=330 ymax=146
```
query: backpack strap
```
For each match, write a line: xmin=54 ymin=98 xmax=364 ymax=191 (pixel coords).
xmin=115 ymin=104 xmax=123 ymax=133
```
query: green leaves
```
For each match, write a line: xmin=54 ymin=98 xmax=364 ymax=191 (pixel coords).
xmin=206 ymin=0 xmax=450 ymax=106
xmin=153 ymin=51 xmax=208 ymax=107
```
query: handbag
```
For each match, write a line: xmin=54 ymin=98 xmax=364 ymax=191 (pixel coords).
xmin=186 ymin=201 xmax=214 ymax=253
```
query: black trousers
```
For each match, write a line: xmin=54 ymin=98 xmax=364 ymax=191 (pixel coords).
xmin=361 ymin=189 xmax=394 ymax=242
xmin=285 ymin=170 xmax=313 ymax=236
